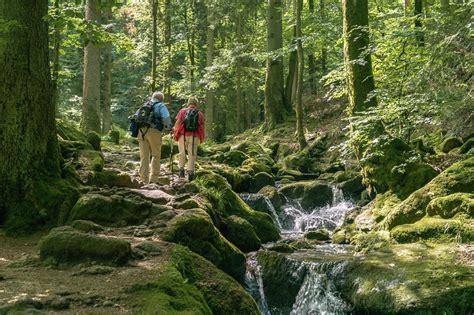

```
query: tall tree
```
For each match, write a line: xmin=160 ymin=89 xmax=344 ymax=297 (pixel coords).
xmin=342 ymin=0 xmax=377 ymax=115
xmin=51 ymin=0 xmax=61 ymax=107
xmin=295 ymin=0 xmax=307 ymax=148
xmin=307 ymin=0 xmax=317 ymax=95
xmin=236 ymin=7 xmax=243 ymax=133
xmin=101 ymin=4 xmax=113 ymax=133
xmin=320 ymin=0 xmax=327 ymax=76
xmin=81 ymin=0 xmax=102 ymax=133
xmin=264 ymin=0 xmax=286 ymax=130
xmin=0 ymin=0 xmax=60 ymax=223
xmin=151 ymin=0 xmax=158 ymax=91
xmin=205 ymin=5 xmax=216 ymax=140
xmin=414 ymin=0 xmax=424 ymax=46
xmin=164 ymin=0 xmax=172 ymax=103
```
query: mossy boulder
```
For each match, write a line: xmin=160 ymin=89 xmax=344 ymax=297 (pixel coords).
xmin=87 ymin=169 xmax=140 ymax=188
xmin=70 ymin=220 xmax=104 ymax=233
xmin=258 ymin=185 xmax=285 ymax=210
xmin=240 ymin=158 xmax=273 ymax=176
xmin=78 ymin=150 xmax=104 ymax=172
xmin=39 ymin=226 xmax=131 ymax=265
xmin=278 ymin=180 xmax=333 ymax=209
xmin=223 ymin=150 xmax=249 ymax=167
xmin=339 ymin=175 xmax=365 ymax=200
xmin=86 ymin=131 xmax=101 ymax=151
xmin=231 ymin=141 xmax=267 ymax=156
xmin=195 ymin=171 xmax=280 ymax=245
xmin=67 ymin=193 xmax=155 ymax=227
xmin=223 ymin=215 xmax=261 ymax=252
xmin=383 ymin=157 xmax=474 ymax=229
xmin=390 ymin=217 xmax=473 ymax=243
xmin=441 ymin=136 xmax=463 ymax=153
xmin=108 ymin=130 xmax=120 ymax=145
xmin=305 ymin=228 xmax=330 ymax=241
xmin=460 ymin=138 xmax=474 ymax=154
xmin=249 ymin=172 xmax=275 ymax=193
xmin=161 ymin=208 xmax=246 ymax=280
xmin=362 ymin=138 xmax=437 ymax=198
xmin=332 ymin=230 xmax=348 ymax=244
xmin=426 ymin=193 xmax=474 ymax=219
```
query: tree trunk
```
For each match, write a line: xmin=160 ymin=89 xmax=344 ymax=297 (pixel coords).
xmin=0 ymin=0 xmax=60 ymax=223
xmin=414 ymin=0 xmax=424 ymax=46
xmin=101 ymin=5 xmax=112 ymax=134
xmin=236 ymin=9 xmax=243 ymax=133
xmin=151 ymin=0 xmax=158 ymax=91
xmin=320 ymin=0 xmax=327 ymax=76
xmin=205 ymin=9 xmax=216 ymax=141
xmin=307 ymin=0 xmax=316 ymax=95
xmin=52 ymin=0 xmax=61 ymax=108
xmin=285 ymin=48 xmax=298 ymax=107
xmin=264 ymin=0 xmax=285 ymax=130
xmin=342 ymin=0 xmax=377 ymax=115
xmin=164 ymin=0 xmax=172 ymax=103
xmin=81 ymin=0 xmax=101 ymax=133
xmin=295 ymin=0 xmax=307 ymax=148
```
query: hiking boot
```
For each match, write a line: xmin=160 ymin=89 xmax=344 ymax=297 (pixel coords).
xmin=179 ymin=168 xmax=185 ymax=178
xmin=188 ymin=171 xmax=195 ymax=182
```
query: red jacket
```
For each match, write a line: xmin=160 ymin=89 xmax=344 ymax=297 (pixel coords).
xmin=174 ymin=105 xmax=205 ymax=143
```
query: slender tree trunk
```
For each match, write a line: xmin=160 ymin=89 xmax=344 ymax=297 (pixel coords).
xmin=184 ymin=2 xmax=196 ymax=92
xmin=151 ymin=0 xmax=158 ymax=91
xmin=295 ymin=0 xmax=307 ymax=148
xmin=264 ymin=0 xmax=285 ymax=130
xmin=52 ymin=0 xmax=61 ymax=108
xmin=342 ymin=0 xmax=377 ymax=115
xmin=320 ymin=0 xmax=327 ymax=76
xmin=165 ymin=0 xmax=172 ymax=103
xmin=205 ymin=9 xmax=216 ymax=140
xmin=101 ymin=5 xmax=113 ymax=134
xmin=285 ymin=48 xmax=298 ymax=107
xmin=0 ymin=0 xmax=60 ymax=223
xmin=414 ymin=0 xmax=424 ymax=46
xmin=81 ymin=0 xmax=101 ymax=133
xmin=236 ymin=9 xmax=243 ymax=133
xmin=307 ymin=0 xmax=316 ymax=95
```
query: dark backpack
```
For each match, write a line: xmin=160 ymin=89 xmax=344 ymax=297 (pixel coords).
xmin=184 ymin=108 xmax=200 ymax=132
xmin=135 ymin=101 xmax=158 ymax=128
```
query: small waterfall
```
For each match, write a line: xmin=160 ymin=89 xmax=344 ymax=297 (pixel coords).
xmin=240 ymin=193 xmax=282 ymax=230
xmin=245 ymin=253 xmax=270 ymax=315
xmin=291 ymin=261 xmax=352 ymax=315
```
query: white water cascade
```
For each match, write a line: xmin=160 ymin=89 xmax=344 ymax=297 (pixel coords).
xmin=243 ymin=185 xmax=355 ymax=315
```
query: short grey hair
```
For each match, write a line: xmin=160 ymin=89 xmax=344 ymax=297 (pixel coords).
xmin=152 ymin=91 xmax=164 ymax=101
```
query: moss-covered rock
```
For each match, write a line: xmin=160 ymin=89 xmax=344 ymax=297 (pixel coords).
xmin=195 ymin=171 xmax=280 ymax=244
xmin=278 ymin=180 xmax=333 ymax=209
xmin=78 ymin=150 xmax=104 ymax=172
xmin=86 ymin=169 xmax=140 ymax=188
xmin=258 ymin=185 xmax=285 ymax=210
xmin=67 ymin=193 xmax=155 ymax=227
xmin=161 ymin=208 xmax=246 ymax=280
xmin=339 ymin=175 xmax=365 ymax=200
xmin=86 ymin=131 xmax=101 ymax=151
xmin=39 ymin=226 xmax=131 ymax=265
xmin=390 ymin=217 xmax=473 ymax=243
xmin=171 ymin=245 xmax=260 ymax=314
xmin=108 ymin=130 xmax=120 ymax=145
xmin=240 ymin=158 xmax=273 ymax=176
xmin=223 ymin=150 xmax=249 ymax=167
xmin=223 ymin=215 xmax=261 ymax=253
xmin=70 ymin=220 xmax=104 ymax=233
xmin=305 ymin=228 xmax=330 ymax=241
xmin=426 ymin=193 xmax=474 ymax=219
xmin=383 ymin=157 xmax=474 ymax=229
xmin=249 ymin=172 xmax=275 ymax=193
xmin=332 ymin=230 xmax=348 ymax=244
xmin=441 ymin=136 xmax=463 ymax=153
xmin=460 ymin=138 xmax=474 ymax=154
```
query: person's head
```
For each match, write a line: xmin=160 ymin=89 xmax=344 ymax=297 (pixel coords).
xmin=151 ymin=91 xmax=164 ymax=102
xmin=187 ymin=96 xmax=198 ymax=107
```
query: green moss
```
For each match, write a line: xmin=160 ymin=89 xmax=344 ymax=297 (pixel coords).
xmin=133 ymin=266 xmax=212 ymax=315
xmin=195 ymin=171 xmax=280 ymax=244
xmin=278 ymin=180 xmax=332 ymax=209
xmin=460 ymin=138 xmax=474 ymax=154
xmin=223 ymin=150 xmax=249 ymax=167
xmin=78 ymin=150 xmax=104 ymax=172
xmin=87 ymin=169 xmax=139 ymax=188
xmin=162 ymin=208 xmax=246 ymax=280
xmin=171 ymin=245 xmax=260 ymax=315
xmin=70 ymin=220 xmax=104 ymax=233
xmin=305 ymin=228 xmax=330 ymax=241
xmin=332 ymin=230 xmax=347 ymax=244
xmin=249 ymin=171 xmax=275 ymax=193
xmin=426 ymin=193 xmax=474 ymax=219
xmin=86 ymin=131 xmax=101 ymax=151
xmin=223 ymin=215 xmax=261 ymax=252
xmin=371 ymin=192 xmax=402 ymax=223
xmin=240 ymin=158 xmax=273 ymax=176
xmin=441 ymin=137 xmax=463 ymax=153
xmin=391 ymin=217 xmax=473 ymax=243
xmin=39 ymin=226 xmax=131 ymax=265
xmin=383 ymin=156 xmax=474 ymax=229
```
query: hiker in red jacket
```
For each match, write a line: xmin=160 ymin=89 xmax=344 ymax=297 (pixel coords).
xmin=173 ymin=96 xmax=205 ymax=181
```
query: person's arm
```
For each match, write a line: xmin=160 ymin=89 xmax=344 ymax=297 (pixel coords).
xmin=158 ymin=104 xmax=172 ymax=129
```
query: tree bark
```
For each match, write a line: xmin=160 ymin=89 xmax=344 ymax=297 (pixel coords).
xmin=81 ymin=0 xmax=101 ymax=133
xmin=205 ymin=8 xmax=216 ymax=141
xmin=0 ymin=0 xmax=60 ymax=223
xmin=52 ymin=0 xmax=61 ymax=108
xmin=264 ymin=0 xmax=285 ymax=130
xmin=151 ymin=0 xmax=158 ymax=91
xmin=101 ymin=5 xmax=113 ymax=134
xmin=342 ymin=0 xmax=377 ymax=115
xmin=285 ymin=47 xmax=298 ymax=107
xmin=307 ymin=0 xmax=316 ymax=95
xmin=164 ymin=0 xmax=172 ymax=103
xmin=414 ymin=0 xmax=424 ymax=46
xmin=320 ymin=0 xmax=327 ymax=75
xmin=236 ymin=8 xmax=243 ymax=133
xmin=295 ymin=0 xmax=307 ymax=148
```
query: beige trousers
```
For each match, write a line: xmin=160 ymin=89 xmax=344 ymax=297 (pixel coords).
xmin=178 ymin=135 xmax=199 ymax=172
xmin=138 ymin=128 xmax=162 ymax=183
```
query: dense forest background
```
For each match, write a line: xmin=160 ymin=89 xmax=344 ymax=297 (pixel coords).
xmin=52 ymin=0 xmax=472 ymax=140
